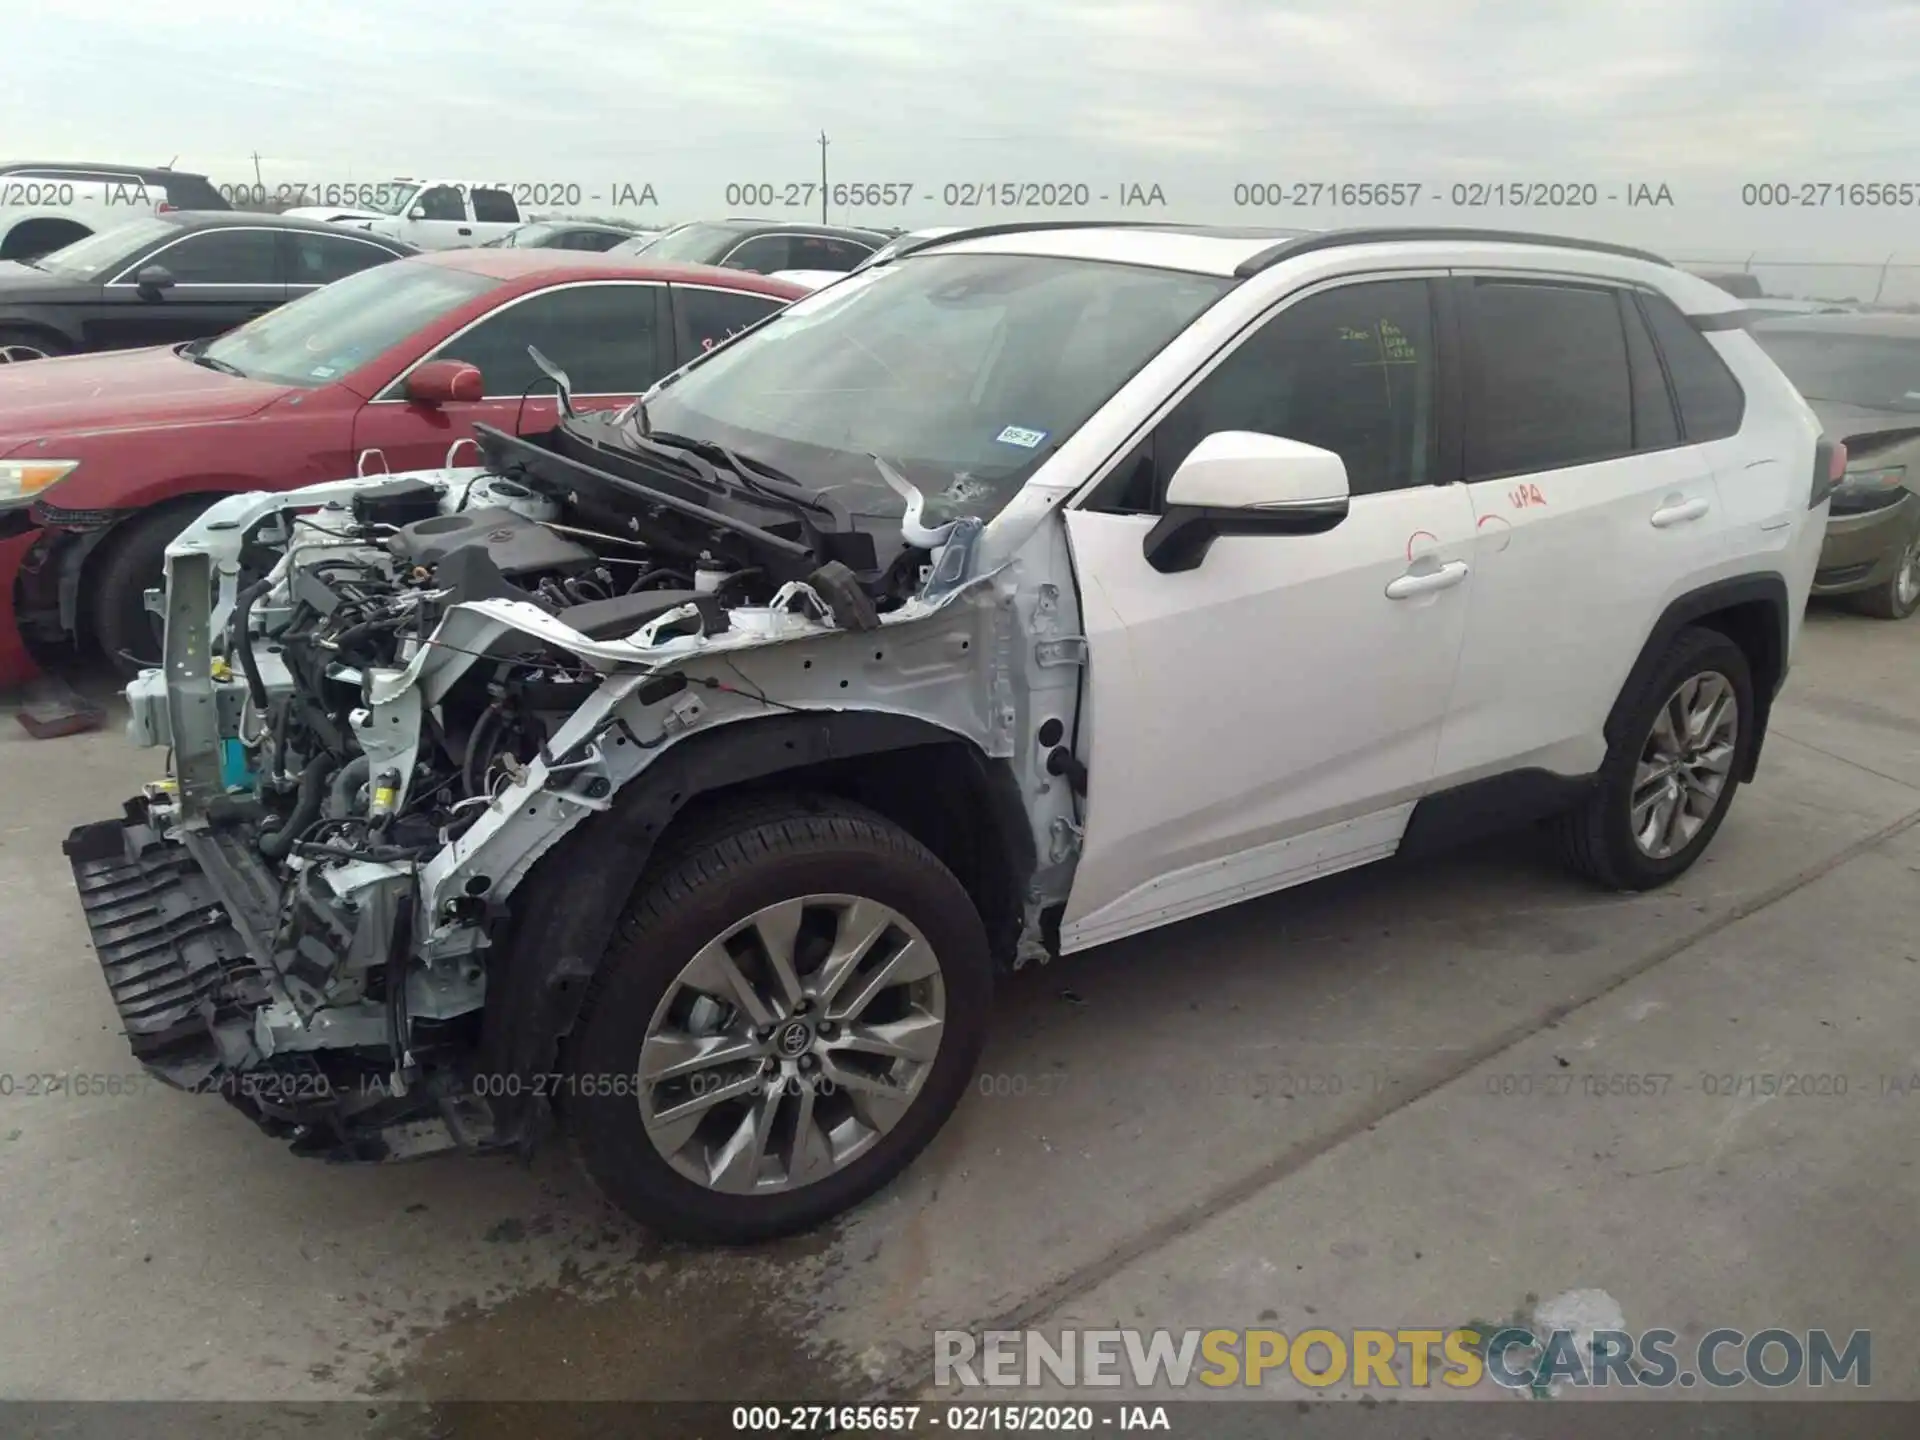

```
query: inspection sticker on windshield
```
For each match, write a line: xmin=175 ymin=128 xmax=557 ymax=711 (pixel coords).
xmin=995 ymin=425 xmax=1048 ymax=448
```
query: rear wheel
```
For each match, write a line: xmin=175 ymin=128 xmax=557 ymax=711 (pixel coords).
xmin=1848 ymin=532 xmax=1920 ymax=620
xmin=566 ymin=795 xmax=992 ymax=1242
xmin=1553 ymin=627 xmax=1753 ymax=891
xmin=0 ymin=326 xmax=66 ymax=363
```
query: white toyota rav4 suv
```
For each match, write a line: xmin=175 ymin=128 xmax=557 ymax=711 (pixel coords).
xmin=69 ymin=223 xmax=1834 ymax=1242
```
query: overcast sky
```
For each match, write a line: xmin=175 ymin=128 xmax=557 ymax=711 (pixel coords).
xmin=12 ymin=0 xmax=1920 ymax=275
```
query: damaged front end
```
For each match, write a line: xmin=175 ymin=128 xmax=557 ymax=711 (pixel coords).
xmin=63 ymin=418 xmax=1083 ymax=1166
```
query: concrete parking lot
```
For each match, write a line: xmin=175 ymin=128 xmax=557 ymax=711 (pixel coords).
xmin=1 ymin=604 xmax=1915 ymax=1415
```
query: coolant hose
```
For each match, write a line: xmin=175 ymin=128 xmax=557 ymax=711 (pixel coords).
xmin=329 ymin=756 xmax=372 ymax=819
xmin=259 ymin=753 xmax=337 ymax=860
xmin=230 ymin=576 xmax=274 ymax=714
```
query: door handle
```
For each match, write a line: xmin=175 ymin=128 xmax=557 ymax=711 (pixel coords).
xmin=1651 ymin=496 xmax=1710 ymax=528
xmin=457 ymin=227 xmax=472 ymax=236
xmin=1385 ymin=559 xmax=1469 ymax=599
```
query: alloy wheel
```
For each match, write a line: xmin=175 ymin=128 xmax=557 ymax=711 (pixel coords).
xmin=1630 ymin=671 xmax=1740 ymax=859
xmin=638 ymin=894 xmax=947 ymax=1194
xmin=1896 ymin=535 xmax=1920 ymax=614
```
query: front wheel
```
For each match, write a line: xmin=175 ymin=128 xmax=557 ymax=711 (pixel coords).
xmin=1553 ymin=626 xmax=1753 ymax=891
xmin=89 ymin=503 xmax=212 ymax=677
xmin=566 ymin=796 xmax=992 ymax=1243
xmin=1848 ymin=531 xmax=1920 ymax=620
xmin=0 ymin=326 xmax=67 ymax=363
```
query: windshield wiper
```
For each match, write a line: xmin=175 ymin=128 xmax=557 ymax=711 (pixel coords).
xmin=636 ymin=429 xmax=850 ymax=527
xmin=186 ymin=348 xmax=247 ymax=377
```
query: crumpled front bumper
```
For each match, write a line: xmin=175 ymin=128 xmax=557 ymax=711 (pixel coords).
xmin=63 ymin=803 xmax=262 ymax=1088
xmin=61 ymin=800 xmax=467 ymax=1160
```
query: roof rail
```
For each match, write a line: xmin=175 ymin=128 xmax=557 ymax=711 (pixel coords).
xmin=1233 ymin=227 xmax=1672 ymax=277
xmin=885 ymin=218 xmax=1212 ymax=263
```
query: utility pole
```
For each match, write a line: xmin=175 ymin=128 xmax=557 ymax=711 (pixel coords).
xmin=819 ymin=131 xmax=829 ymax=224
xmin=250 ymin=151 xmax=264 ymax=189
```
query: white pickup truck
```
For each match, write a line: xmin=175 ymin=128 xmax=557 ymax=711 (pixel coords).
xmin=282 ymin=179 xmax=523 ymax=250
xmin=0 ymin=161 xmax=230 ymax=260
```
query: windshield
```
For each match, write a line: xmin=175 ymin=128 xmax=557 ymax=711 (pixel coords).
xmin=198 ymin=259 xmax=498 ymax=387
xmin=362 ymin=183 xmax=423 ymax=216
xmin=496 ymin=223 xmax=561 ymax=248
xmin=35 ymin=217 xmax=181 ymax=278
xmin=628 ymin=223 xmax=739 ymax=264
xmin=1754 ymin=330 xmax=1920 ymax=412
xmin=864 ymin=230 xmax=958 ymax=268
xmin=639 ymin=253 xmax=1233 ymax=526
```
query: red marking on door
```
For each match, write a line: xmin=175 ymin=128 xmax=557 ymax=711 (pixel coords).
xmin=1508 ymin=482 xmax=1546 ymax=509
xmin=1405 ymin=529 xmax=1438 ymax=561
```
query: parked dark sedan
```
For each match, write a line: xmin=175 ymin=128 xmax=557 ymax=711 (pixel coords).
xmin=613 ymin=219 xmax=888 ymax=275
xmin=0 ymin=212 xmax=416 ymax=362
xmin=1752 ymin=313 xmax=1920 ymax=619
xmin=481 ymin=219 xmax=654 ymax=252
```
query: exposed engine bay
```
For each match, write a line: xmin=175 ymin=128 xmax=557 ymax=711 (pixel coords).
xmin=62 ymin=418 xmax=1082 ymax=1163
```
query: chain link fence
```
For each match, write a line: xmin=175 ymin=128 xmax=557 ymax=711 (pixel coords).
xmin=1674 ymin=255 xmax=1920 ymax=310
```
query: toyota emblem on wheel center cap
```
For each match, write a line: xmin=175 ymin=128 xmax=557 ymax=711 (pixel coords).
xmin=775 ymin=1021 xmax=812 ymax=1058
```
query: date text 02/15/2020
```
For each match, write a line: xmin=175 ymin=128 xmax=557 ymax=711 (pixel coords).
xmin=728 ymin=1405 xmax=1171 ymax=1432
xmin=213 ymin=180 xmax=659 ymax=208
xmin=719 ymin=181 xmax=1170 ymax=209
xmin=1230 ymin=181 xmax=1676 ymax=208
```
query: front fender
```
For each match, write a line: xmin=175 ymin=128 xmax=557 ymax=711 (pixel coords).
xmin=39 ymin=472 xmax=279 ymax=524
xmin=0 ymin=307 xmax=84 ymax=350
xmin=470 ymin=708 xmax=994 ymax=1145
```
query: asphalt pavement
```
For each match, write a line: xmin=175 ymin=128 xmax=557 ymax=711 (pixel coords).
xmin=1 ymin=603 xmax=1914 ymax=1422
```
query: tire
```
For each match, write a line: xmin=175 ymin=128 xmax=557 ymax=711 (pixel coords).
xmin=89 ymin=503 xmax=212 ymax=677
xmin=1553 ymin=626 xmax=1754 ymax=891
xmin=566 ymin=793 xmax=992 ymax=1243
xmin=0 ymin=326 xmax=68 ymax=364
xmin=1846 ymin=531 xmax=1920 ymax=620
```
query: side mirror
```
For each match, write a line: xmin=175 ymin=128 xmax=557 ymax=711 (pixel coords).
xmin=409 ymin=205 xmax=427 ymax=220
xmin=1143 ymin=432 xmax=1351 ymax=574
xmin=135 ymin=264 xmax=175 ymax=297
xmin=404 ymin=359 xmax=484 ymax=405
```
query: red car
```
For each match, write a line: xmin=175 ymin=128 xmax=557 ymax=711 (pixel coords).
xmin=0 ymin=249 xmax=805 ymax=682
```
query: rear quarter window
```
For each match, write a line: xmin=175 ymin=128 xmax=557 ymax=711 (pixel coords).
xmin=1641 ymin=292 xmax=1746 ymax=442
xmin=158 ymin=174 xmax=228 ymax=210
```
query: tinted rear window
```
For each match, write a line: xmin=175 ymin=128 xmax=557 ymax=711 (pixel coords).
xmin=1466 ymin=280 xmax=1633 ymax=478
xmin=1641 ymin=292 xmax=1746 ymax=440
xmin=158 ymin=174 xmax=228 ymax=209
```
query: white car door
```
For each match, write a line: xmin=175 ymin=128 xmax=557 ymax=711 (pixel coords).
xmin=406 ymin=184 xmax=478 ymax=250
xmin=1059 ymin=275 xmax=1478 ymax=952
xmin=1431 ymin=276 xmax=1729 ymax=785
xmin=465 ymin=187 xmax=522 ymax=246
